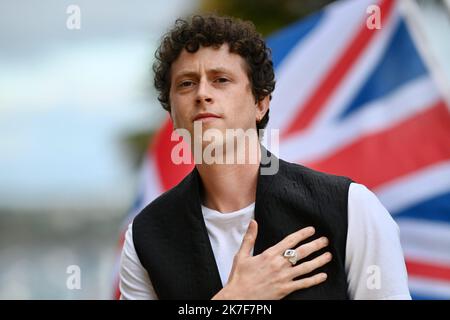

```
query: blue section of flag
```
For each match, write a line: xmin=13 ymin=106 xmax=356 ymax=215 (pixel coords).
xmin=267 ymin=11 xmax=323 ymax=69
xmin=411 ymin=293 xmax=445 ymax=300
xmin=339 ymin=19 xmax=428 ymax=119
xmin=394 ymin=192 xmax=450 ymax=224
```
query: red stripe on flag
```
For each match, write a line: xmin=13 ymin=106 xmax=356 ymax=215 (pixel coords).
xmin=406 ymin=258 xmax=450 ymax=282
xmin=305 ymin=100 xmax=450 ymax=189
xmin=153 ymin=118 xmax=195 ymax=191
xmin=282 ymin=0 xmax=395 ymax=139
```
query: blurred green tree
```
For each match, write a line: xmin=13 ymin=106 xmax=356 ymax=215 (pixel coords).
xmin=200 ymin=0 xmax=336 ymax=36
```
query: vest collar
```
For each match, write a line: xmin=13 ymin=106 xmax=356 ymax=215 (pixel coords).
xmin=179 ymin=146 xmax=279 ymax=297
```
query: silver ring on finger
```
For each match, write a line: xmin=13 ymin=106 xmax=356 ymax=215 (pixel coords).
xmin=283 ymin=249 xmax=298 ymax=266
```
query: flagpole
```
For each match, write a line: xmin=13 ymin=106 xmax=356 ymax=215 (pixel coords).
xmin=400 ymin=0 xmax=450 ymax=110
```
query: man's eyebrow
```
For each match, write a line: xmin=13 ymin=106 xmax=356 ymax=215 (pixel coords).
xmin=208 ymin=67 xmax=233 ymax=74
xmin=173 ymin=71 xmax=198 ymax=80
xmin=173 ymin=67 xmax=235 ymax=80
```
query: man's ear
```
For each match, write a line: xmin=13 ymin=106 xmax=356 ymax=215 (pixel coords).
xmin=256 ymin=95 xmax=270 ymax=122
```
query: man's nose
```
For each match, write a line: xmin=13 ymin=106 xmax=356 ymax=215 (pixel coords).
xmin=195 ymin=79 xmax=213 ymax=105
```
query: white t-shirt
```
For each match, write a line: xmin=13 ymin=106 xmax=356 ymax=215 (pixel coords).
xmin=119 ymin=183 xmax=411 ymax=300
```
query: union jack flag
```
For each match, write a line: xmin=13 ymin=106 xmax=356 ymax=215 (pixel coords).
xmin=114 ymin=0 xmax=450 ymax=299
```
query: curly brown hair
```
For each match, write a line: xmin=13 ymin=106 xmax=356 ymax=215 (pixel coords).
xmin=153 ymin=14 xmax=275 ymax=131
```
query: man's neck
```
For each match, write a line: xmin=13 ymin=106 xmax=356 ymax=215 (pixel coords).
xmin=196 ymin=145 xmax=261 ymax=213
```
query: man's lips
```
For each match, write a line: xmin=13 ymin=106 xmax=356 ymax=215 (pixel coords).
xmin=192 ymin=112 xmax=222 ymax=122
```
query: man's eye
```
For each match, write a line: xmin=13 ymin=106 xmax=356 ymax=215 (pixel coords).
xmin=179 ymin=81 xmax=194 ymax=87
xmin=215 ymin=77 xmax=229 ymax=83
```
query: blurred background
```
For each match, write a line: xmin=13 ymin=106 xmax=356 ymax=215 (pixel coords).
xmin=1 ymin=0 xmax=449 ymax=299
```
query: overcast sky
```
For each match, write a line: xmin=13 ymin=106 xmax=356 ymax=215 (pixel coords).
xmin=0 ymin=0 xmax=198 ymax=210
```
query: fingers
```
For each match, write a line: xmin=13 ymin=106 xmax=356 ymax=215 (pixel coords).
xmin=288 ymin=272 xmax=328 ymax=292
xmin=237 ymin=219 xmax=258 ymax=257
xmin=269 ymin=226 xmax=315 ymax=255
xmin=283 ymin=253 xmax=331 ymax=296
xmin=295 ymin=236 xmax=329 ymax=261
xmin=289 ymin=252 xmax=332 ymax=279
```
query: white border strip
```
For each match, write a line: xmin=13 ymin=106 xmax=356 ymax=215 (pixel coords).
xmin=269 ymin=0 xmax=377 ymax=132
xmin=399 ymin=218 xmax=450 ymax=264
xmin=375 ymin=160 xmax=450 ymax=214
xmin=408 ymin=276 xmax=450 ymax=298
xmin=311 ymin=1 xmax=400 ymax=130
xmin=280 ymin=76 xmax=440 ymax=163
xmin=400 ymin=0 xmax=450 ymax=109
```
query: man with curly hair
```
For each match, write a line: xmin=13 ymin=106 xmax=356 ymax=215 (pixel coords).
xmin=119 ymin=14 xmax=411 ymax=300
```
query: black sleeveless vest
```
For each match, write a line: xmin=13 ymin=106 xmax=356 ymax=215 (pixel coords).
xmin=133 ymin=149 xmax=353 ymax=299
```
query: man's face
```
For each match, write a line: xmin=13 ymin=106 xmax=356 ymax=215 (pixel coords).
xmin=169 ymin=44 xmax=268 ymax=148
